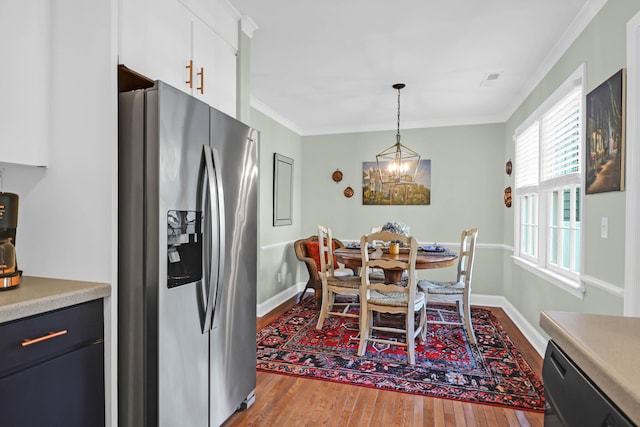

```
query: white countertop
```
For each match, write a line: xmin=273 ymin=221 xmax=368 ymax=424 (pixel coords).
xmin=0 ymin=276 xmax=111 ymax=323
xmin=540 ymin=310 xmax=640 ymax=425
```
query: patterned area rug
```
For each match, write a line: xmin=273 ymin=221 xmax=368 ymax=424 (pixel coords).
xmin=256 ymin=300 xmax=544 ymax=412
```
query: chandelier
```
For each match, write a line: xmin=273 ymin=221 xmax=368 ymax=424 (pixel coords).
xmin=376 ymin=83 xmax=421 ymax=186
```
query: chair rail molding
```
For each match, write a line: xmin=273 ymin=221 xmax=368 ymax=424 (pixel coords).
xmin=625 ymin=10 xmax=640 ymax=316
xmin=581 ymin=275 xmax=625 ymax=298
xmin=260 ymin=240 xmax=294 ymax=251
xmin=343 ymin=240 xmax=507 ymax=251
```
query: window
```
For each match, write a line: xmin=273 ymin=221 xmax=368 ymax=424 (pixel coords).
xmin=520 ymin=193 xmax=538 ymax=258
xmin=516 ymin=123 xmax=539 ymax=260
xmin=549 ymin=188 xmax=581 ymax=272
xmin=513 ymin=65 xmax=584 ymax=290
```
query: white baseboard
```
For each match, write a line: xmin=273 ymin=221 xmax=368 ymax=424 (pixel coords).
xmin=471 ymin=294 xmax=548 ymax=356
xmin=256 ymin=282 xmax=307 ymax=317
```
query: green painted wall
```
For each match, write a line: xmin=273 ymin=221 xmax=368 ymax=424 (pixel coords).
xmin=249 ymin=108 xmax=303 ymax=304
xmin=249 ymin=1 xmax=640 ymax=319
xmin=300 ymin=125 xmax=505 ymax=242
xmin=502 ymin=0 xmax=640 ymax=334
xmin=299 ymin=124 xmax=505 ymax=295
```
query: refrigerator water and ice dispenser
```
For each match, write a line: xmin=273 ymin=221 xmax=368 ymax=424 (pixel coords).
xmin=167 ymin=210 xmax=202 ymax=288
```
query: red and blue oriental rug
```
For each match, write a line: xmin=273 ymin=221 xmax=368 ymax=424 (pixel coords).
xmin=256 ymin=301 xmax=544 ymax=412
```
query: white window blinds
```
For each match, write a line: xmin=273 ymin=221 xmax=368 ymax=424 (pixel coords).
xmin=541 ymin=87 xmax=582 ymax=181
xmin=515 ymin=123 xmax=539 ymax=188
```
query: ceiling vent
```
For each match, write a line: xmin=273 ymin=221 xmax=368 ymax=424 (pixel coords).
xmin=480 ymin=72 xmax=501 ymax=87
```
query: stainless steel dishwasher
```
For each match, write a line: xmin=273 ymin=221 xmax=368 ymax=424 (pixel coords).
xmin=543 ymin=340 xmax=634 ymax=426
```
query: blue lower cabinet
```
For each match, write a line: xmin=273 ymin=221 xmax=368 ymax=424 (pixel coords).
xmin=0 ymin=300 xmax=105 ymax=427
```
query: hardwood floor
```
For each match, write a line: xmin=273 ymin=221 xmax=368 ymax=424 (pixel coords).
xmin=223 ymin=295 xmax=544 ymax=427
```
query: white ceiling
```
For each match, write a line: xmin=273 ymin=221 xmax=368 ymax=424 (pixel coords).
xmin=227 ymin=0 xmax=605 ymax=135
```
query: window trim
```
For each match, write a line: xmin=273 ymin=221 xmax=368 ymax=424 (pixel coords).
xmin=512 ymin=64 xmax=586 ymax=297
xmin=512 ymin=255 xmax=586 ymax=298
xmin=545 ymin=183 xmax=581 ymax=281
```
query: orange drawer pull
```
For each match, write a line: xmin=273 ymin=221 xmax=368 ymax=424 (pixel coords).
xmin=197 ymin=67 xmax=204 ymax=94
xmin=22 ymin=330 xmax=68 ymax=347
xmin=186 ymin=60 xmax=193 ymax=88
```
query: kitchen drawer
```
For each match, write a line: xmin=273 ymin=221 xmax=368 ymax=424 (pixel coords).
xmin=0 ymin=341 xmax=105 ymax=427
xmin=0 ymin=299 xmax=103 ymax=377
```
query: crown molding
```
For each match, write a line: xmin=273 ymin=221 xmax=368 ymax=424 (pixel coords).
xmin=241 ymin=15 xmax=258 ymax=38
xmin=502 ymin=0 xmax=608 ymax=121
xmin=249 ymin=0 xmax=609 ymax=136
xmin=251 ymin=96 xmax=304 ymax=135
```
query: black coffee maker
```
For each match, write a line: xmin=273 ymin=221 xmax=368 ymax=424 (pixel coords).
xmin=0 ymin=192 xmax=21 ymax=289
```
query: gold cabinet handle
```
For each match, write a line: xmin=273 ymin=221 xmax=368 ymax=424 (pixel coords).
xmin=22 ymin=330 xmax=68 ymax=347
xmin=186 ymin=60 xmax=193 ymax=88
xmin=197 ymin=67 xmax=204 ymax=94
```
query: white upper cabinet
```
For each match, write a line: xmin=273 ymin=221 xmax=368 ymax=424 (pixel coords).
xmin=120 ymin=0 xmax=190 ymax=88
xmin=191 ymin=17 xmax=237 ymax=116
xmin=0 ymin=1 xmax=50 ymax=167
xmin=120 ymin=0 xmax=239 ymax=116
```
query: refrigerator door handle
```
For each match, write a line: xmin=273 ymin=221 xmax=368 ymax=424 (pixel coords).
xmin=202 ymin=144 xmax=226 ymax=332
xmin=198 ymin=145 xmax=215 ymax=333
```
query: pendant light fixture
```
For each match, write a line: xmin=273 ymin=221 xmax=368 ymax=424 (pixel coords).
xmin=376 ymin=83 xmax=421 ymax=186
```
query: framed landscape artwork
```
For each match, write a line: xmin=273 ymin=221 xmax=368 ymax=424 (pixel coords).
xmin=585 ymin=69 xmax=626 ymax=194
xmin=362 ymin=159 xmax=431 ymax=205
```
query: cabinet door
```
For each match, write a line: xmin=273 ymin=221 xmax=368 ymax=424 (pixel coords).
xmin=0 ymin=1 xmax=49 ymax=166
xmin=0 ymin=342 xmax=105 ymax=427
xmin=120 ymin=0 xmax=190 ymax=91
xmin=149 ymin=0 xmax=192 ymax=91
xmin=120 ymin=0 xmax=238 ymax=112
xmin=192 ymin=18 xmax=237 ymax=116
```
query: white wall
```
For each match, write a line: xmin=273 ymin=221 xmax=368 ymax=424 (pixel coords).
xmin=3 ymin=0 xmax=117 ymax=284
xmin=625 ymin=9 xmax=640 ymax=316
xmin=2 ymin=1 xmax=119 ymax=425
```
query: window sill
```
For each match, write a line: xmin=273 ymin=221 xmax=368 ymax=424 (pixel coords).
xmin=512 ymin=255 xmax=585 ymax=299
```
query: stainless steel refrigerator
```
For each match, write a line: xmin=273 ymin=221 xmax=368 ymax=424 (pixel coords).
xmin=118 ymin=81 xmax=258 ymax=427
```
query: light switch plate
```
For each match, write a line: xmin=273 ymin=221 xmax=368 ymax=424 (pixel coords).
xmin=601 ymin=217 xmax=608 ymax=238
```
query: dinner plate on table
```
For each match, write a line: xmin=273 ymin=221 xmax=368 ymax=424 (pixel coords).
xmin=419 ymin=245 xmax=447 ymax=252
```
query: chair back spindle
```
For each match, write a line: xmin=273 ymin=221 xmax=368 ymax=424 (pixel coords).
xmin=315 ymin=225 xmax=360 ymax=330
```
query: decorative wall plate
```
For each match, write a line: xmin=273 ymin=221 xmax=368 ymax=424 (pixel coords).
xmin=504 ymin=186 xmax=512 ymax=208
xmin=344 ymin=186 xmax=354 ymax=198
xmin=332 ymin=170 xmax=343 ymax=183
xmin=506 ymin=160 xmax=513 ymax=176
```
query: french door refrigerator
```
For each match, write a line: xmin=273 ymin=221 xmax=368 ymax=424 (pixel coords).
xmin=118 ymin=81 xmax=258 ymax=427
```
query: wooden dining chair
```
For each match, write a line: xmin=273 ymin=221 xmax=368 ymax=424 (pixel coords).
xmin=366 ymin=226 xmax=409 ymax=283
xmin=417 ymin=228 xmax=479 ymax=345
xmin=357 ymin=231 xmax=426 ymax=365
xmin=294 ymin=234 xmax=351 ymax=307
xmin=315 ymin=225 xmax=361 ymax=330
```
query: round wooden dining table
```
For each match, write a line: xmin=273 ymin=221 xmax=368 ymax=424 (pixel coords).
xmin=334 ymin=247 xmax=457 ymax=283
